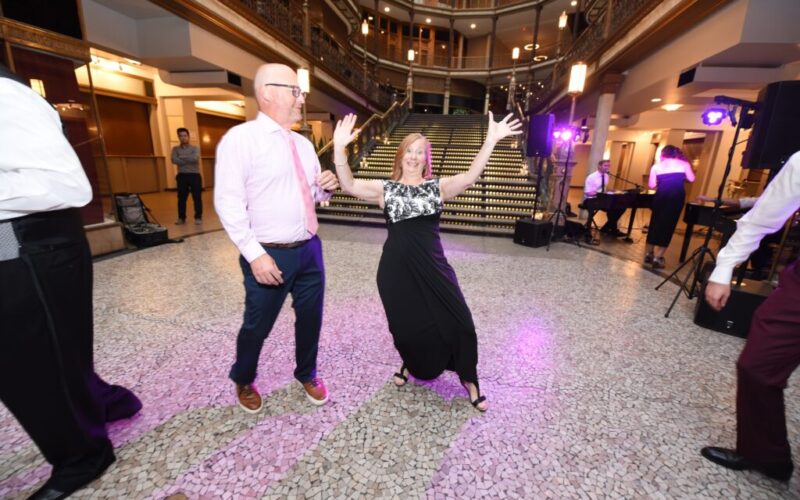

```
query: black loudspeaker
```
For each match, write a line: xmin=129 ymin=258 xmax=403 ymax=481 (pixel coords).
xmin=527 ymin=113 xmax=554 ymax=157
xmin=742 ymin=81 xmax=800 ymax=169
xmin=694 ymin=279 xmax=772 ymax=338
xmin=513 ymin=218 xmax=553 ymax=248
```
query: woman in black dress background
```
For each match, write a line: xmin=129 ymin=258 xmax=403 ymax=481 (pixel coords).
xmin=645 ymin=145 xmax=696 ymax=268
xmin=332 ymin=112 xmax=521 ymax=412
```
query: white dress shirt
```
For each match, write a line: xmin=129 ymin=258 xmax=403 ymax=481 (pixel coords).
xmin=709 ymin=151 xmax=800 ymax=284
xmin=0 ymin=78 xmax=92 ymax=221
xmin=584 ymin=171 xmax=610 ymax=197
xmin=214 ymin=112 xmax=331 ymax=263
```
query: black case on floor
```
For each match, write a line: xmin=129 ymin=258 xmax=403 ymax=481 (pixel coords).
xmin=694 ymin=278 xmax=772 ymax=338
xmin=513 ymin=218 xmax=553 ymax=248
xmin=113 ymin=193 xmax=169 ymax=248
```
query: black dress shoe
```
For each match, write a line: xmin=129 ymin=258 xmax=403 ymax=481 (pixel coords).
xmin=28 ymin=486 xmax=68 ymax=500
xmin=701 ymin=447 xmax=793 ymax=481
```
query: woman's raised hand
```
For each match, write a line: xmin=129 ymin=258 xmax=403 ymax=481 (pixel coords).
xmin=486 ymin=111 xmax=523 ymax=144
xmin=333 ymin=113 xmax=360 ymax=149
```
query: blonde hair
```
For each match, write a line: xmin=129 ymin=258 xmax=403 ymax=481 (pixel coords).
xmin=391 ymin=133 xmax=433 ymax=181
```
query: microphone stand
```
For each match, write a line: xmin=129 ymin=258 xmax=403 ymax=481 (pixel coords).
xmin=607 ymin=171 xmax=643 ymax=191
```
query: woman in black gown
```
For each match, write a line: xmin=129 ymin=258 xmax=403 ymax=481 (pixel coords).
xmin=645 ymin=145 xmax=695 ymax=268
xmin=332 ymin=112 xmax=521 ymax=411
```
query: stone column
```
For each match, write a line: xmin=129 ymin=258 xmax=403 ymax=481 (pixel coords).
xmin=586 ymin=74 xmax=623 ymax=178
xmin=443 ymin=75 xmax=451 ymax=115
xmin=487 ymin=15 xmax=498 ymax=69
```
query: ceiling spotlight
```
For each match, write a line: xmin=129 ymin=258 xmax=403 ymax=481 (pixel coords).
xmin=701 ymin=107 xmax=727 ymax=126
xmin=384 ymin=6 xmax=390 ymax=12
xmin=662 ymin=103 xmax=682 ymax=111
xmin=426 ymin=18 xmax=431 ymax=23
xmin=470 ymin=23 xmax=476 ymax=29
xmin=650 ymin=97 xmax=662 ymax=103
xmin=571 ymin=0 xmax=577 ymax=6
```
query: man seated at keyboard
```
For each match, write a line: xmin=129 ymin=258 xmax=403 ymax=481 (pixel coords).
xmin=583 ymin=160 xmax=626 ymax=237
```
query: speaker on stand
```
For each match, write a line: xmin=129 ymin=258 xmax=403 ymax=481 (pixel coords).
xmin=742 ymin=81 xmax=800 ymax=170
xmin=514 ymin=114 xmax=555 ymax=248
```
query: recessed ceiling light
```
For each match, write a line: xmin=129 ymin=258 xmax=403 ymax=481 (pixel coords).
xmin=426 ymin=18 xmax=432 ymax=23
xmin=384 ymin=6 xmax=390 ymax=12
xmin=662 ymin=103 xmax=682 ymax=111
xmin=651 ymin=98 xmax=662 ymax=103
xmin=470 ymin=23 xmax=476 ymax=29
xmin=533 ymin=55 xmax=548 ymax=62
xmin=571 ymin=0 xmax=577 ymax=5
xmin=523 ymin=43 xmax=540 ymax=51
xmin=368 ymin=15 xmax=373 ymax=21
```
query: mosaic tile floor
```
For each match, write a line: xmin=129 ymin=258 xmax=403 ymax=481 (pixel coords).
xmin=1 ymin=224 xmax=798 ymax=499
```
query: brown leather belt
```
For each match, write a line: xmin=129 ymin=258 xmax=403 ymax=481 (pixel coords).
xmin=260 ymin=239 xmax=309 ymax=249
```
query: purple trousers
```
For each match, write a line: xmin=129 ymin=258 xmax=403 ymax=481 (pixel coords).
xmin=736 ymin=261 xmax=800 ymax=466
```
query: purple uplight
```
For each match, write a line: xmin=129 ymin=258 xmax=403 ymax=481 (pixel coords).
xmin=702 ymin=107 xmax=727 ymax=126
xmin=552 ymin=127 xmax=577 ymax=142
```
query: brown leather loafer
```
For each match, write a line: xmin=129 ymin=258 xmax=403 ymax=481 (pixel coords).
xmin=302 ymin=377 xmax=329 ymax=406
xmin=236 ymin=384 xmax=263 ymax=414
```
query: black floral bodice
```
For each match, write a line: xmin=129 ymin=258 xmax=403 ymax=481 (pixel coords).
xmin=383 ymin=179 xmax=443 ymax=223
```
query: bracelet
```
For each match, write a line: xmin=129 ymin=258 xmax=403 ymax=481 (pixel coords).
xmin=334 ymin=163 xmax=349 ymax=167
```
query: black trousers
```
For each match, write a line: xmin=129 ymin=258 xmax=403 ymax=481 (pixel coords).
xmin=736 ymin=261 xmax=800 ymax=467
xmin=0 ymin=209 xmax=115 ymax=489
xmin=176 ymin=172 xmax=203 ymax=220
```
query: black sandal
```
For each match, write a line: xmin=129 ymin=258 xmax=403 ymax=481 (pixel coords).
xmin=393 ymin=364 xmax=409 ymax=387
xmin=461 ymin=380 xmax=488 ymax=412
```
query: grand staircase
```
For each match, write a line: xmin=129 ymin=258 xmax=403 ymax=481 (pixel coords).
xmin=317 ymin=114 xmax=536 ymax=236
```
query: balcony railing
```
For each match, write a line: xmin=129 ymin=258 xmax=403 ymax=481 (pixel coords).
xmin=531 ymin=0 xmax=662 ymax=108
xmin=412 ymin=0 xmax=537 ymax=8
xmin=236 ymin=0 xmax=393 ymax=108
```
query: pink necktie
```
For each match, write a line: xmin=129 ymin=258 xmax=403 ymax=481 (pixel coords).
xmin=282 ymin=130 xmax=319 ymax=236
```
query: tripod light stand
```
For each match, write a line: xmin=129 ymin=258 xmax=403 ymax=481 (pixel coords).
xmin=546 ymin=126 xmax=579 ymax=250
xmin=656 ymin=96 xmax=758 ymax=317
xmin=546 ymin=62 xmax=586 ymax=250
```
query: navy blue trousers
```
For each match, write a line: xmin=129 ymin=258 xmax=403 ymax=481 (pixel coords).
xmin=229 ymin=236 xmax=325 ymax=385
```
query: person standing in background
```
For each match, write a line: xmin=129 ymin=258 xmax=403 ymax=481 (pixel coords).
xmin=171 ymin=127 xmax=202 ymax=225
xmin=644 ymin=145 xmax=695 ymax=269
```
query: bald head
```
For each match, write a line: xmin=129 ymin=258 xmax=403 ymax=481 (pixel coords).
xmin=253 ymin=63 xmax=304 ymax=128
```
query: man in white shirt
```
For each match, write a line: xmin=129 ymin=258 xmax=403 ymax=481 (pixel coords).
xmin=700 ymin=151 xmax=800 ymax=482
xmin=215 ymin=63 xmax=338 ymax=413
xmin=0 ymin=63 xmax=141 ymax=499
xmin=583 ymin=160 xmax=626 ymax=237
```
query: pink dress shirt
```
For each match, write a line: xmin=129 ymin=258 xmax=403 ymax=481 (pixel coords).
xmin=214 ymin=112 xmax=331 ymax=263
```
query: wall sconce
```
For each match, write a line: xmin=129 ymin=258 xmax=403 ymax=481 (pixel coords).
xmin=558 ymin=11 xmax=568 ymax=30
xmin=29 ymin=79 xmax=46 ymax=98
xmin=407 ymin=49 xmax=415 ymax=62
xmin=361 ymin=19 xmax=369 ymax=36
xmin=297 ymin=68 xmax=310 ymax=94
xmin=568 ymin=62 xmax=587 ymax=95
xmin=512 ymin=47 xmax=520 ymax=61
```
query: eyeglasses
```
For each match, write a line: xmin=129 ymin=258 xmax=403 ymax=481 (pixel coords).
xmin=264 ymin=83 xmax=304 ymax=98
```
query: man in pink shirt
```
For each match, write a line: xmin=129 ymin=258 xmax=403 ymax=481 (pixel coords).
xmin=214 ymin=63 xmax=339 ymax=413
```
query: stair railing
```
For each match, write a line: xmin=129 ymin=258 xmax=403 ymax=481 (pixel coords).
xmin=317 ymin=96 xmax=410 ymax=172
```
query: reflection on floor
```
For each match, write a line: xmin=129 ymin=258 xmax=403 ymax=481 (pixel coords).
xmin=1 ymin=224 xmax=796 ymax=498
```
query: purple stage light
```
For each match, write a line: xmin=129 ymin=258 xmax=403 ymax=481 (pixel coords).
xmin=553 ymin=127 xmax=577 ymax=142
xmin=702 ymin=107 xmax=727 ymax=126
